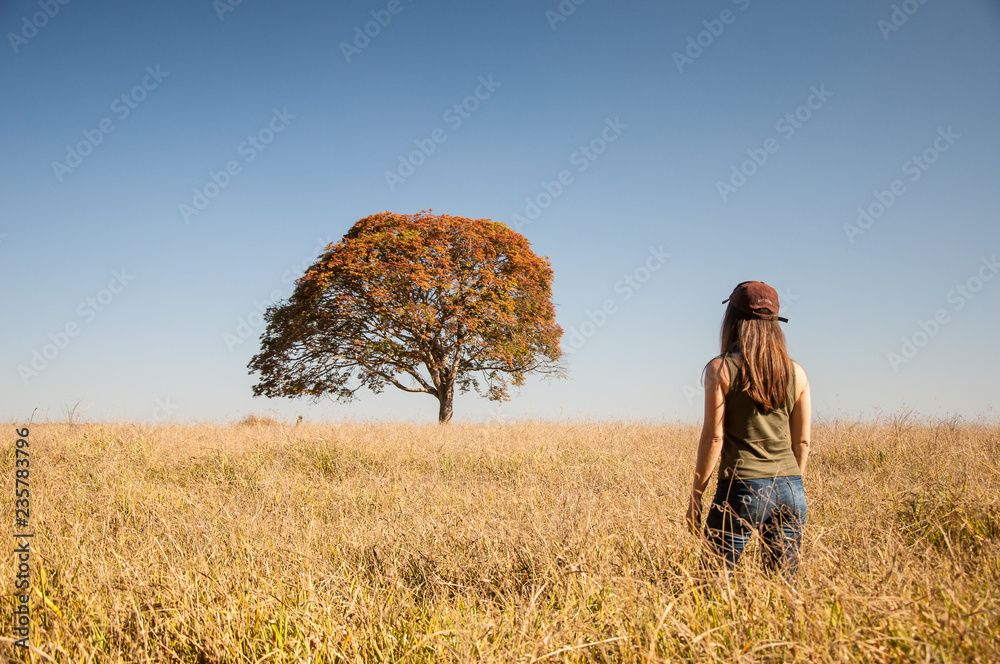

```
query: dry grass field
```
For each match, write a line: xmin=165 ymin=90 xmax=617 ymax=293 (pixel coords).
xmin=2 ymin=418 xmax=999 ymax=663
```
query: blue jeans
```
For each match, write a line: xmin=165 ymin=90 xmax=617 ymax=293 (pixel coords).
xmin=704 ymin=475 xmax=807 ymax=577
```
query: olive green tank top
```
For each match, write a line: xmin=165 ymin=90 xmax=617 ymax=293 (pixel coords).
xmin=718 ymin=354 xmax=800 ymax=480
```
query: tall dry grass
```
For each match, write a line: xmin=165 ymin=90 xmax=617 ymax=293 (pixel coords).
xmin=2 ymin=418 xmax=999 ymax=663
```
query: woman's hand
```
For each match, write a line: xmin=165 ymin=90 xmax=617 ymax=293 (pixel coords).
xmin=688 ymin=357 xmax=726 ymax=536
xmin=790 ymin=361 xmax=812 ymax=475
xmin=686 ymin=496 xmax=702 ymax=535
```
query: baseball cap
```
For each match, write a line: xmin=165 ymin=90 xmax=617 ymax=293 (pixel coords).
xmin=722 ymin=281 xmax=788 ymax=322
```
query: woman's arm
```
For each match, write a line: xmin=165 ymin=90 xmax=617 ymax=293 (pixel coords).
xmin=686 ymin=357 xmax=727 ymax=534
xmin=789 ymin=361 xmax=811 ymax=474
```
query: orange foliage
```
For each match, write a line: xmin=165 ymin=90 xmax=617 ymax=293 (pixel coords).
xmin=249 ymin=211 xmax=563 ymax=422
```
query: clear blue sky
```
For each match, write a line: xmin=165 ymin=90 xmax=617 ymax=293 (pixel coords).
xmin=2 ymin=0 xmax=998 ymax=424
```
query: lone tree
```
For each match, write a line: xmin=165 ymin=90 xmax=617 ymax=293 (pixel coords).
xmin=248 ymin=211 xmax=563 ymax=423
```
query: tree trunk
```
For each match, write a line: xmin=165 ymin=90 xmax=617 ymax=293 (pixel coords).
xmin=437 ymin=380 xmax=454 ymax=424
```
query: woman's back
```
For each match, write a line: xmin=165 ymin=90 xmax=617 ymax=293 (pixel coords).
xmin=718 ymin=353 xmax=801 ymax=480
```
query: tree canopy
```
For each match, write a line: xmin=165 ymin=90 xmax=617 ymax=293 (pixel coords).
xmin=248 ymin=211 xmax=563 ymax=422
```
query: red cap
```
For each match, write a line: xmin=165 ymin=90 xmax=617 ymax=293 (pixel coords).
xmin=722 ymin=281 xmax=788 ymax=322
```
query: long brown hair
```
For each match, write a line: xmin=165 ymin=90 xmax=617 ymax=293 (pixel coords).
xmin=720 ymin=303 xmax=792 ymax=413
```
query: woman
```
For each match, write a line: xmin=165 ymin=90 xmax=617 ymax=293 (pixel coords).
xmin=686 ymin=281 xmax=811 ymax=577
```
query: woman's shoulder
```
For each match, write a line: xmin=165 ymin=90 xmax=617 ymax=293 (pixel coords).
xmin=705 ymin=353 xmax=737 ymax=392
xmin=790 ymin=359 xmax=808 ymax=399
xmin=704 ymin=355 xmax=725 ymax=377
xmin=705 ymin=353 xmax=737 ymax=373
